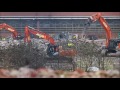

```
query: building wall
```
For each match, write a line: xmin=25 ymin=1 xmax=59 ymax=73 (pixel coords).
xmin=0 ymin=12 xmax=120 ymax=38
xmin=0 ymin=19 xmax=120 ymax=39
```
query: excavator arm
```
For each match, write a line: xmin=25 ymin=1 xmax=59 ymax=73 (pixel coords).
xmin=24 ymin=26 xmax=59 ymax=57
xmin=89 ymin=13 xmax=112 ymax=47
xmin=0 ymin=23 xmax=18 ymax=39
xmin=24 ymin=26 xmax=55 ymax=45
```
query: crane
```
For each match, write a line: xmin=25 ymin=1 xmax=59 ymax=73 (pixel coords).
xmin=0 ymin=23 xmax=18 ymax=39
xmin=85 ymin=13 xmax=120 ymax=57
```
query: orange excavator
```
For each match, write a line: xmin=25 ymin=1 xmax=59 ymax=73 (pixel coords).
xmin=0 ymin=23 xmax=18 ymax=39
xmin=85 ymin=13 xmax=120 ymax=57
xmin=24 ymin=26 xmax=77 ymax=58
xmin=24 ymin=26 xmax=77 ymax=70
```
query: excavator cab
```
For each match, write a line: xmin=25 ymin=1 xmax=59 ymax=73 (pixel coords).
xmin=107 ymin=39 xmax=118 ymax=52
xmin=16 ymin=34 xmax=24 ymax=40
xmin=108 ymin=39 xmax=120 ymax=51
xmin=46 ymin=44 xmax=59 ymax=57
xmin=101 ymin=39 xmax=120 ymax=56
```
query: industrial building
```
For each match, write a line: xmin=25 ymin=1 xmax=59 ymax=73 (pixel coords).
xmin=0 ymin=12 xmax=120 ymax=38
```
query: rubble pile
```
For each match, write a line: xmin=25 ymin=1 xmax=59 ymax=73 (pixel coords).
xmin=31 ymin=38 xmax=49 ymax=50
xmin=0 ymin=40 xmax=47 ymax=69
xmin=0 ymin=40 xmax=23 ymax=49
xmin=0 ymin=39 xmax=48 ymax=50
xmin=0 ymin=67 xmax=119 ymax=78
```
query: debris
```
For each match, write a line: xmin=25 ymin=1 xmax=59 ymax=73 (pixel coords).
xmin=0 ymin=67 xmax=119 ymax=78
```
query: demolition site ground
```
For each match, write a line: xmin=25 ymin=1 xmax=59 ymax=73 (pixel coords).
xmin=0 ymin=38 xmax=119 ymax=72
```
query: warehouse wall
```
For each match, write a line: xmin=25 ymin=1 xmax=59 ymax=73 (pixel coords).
xmin=0 ymin=12 xmax=120 ymax=38
xmin=0 ymin=18 xmax=120 ymax=39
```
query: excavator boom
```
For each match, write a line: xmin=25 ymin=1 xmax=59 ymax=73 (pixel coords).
xmin=24 ymin=26 xmax=55 ymax=45
xmin=0 ymin=23 xmax=18 ymax=39
xmin=90 ymin=13 xmax=112 ymax=47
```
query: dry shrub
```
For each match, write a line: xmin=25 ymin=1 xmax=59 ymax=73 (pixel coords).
xmin=0 ymin=43 xmax=45 ymax=69
xmin=74 ymin=40 xmax=119 ymax=71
